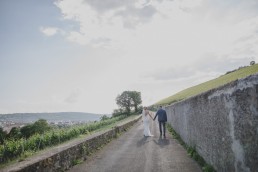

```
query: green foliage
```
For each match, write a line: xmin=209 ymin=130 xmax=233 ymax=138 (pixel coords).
xmin=81 ymin=143 xmax=90 ymax=155
xmin=0 ymin=115 xmax=127 ymax=164
xmin=112 ymin=108 xmax=128 ymax=117
xmin=72 ymin=159 xmax=83 ymax=166
xmin=20 ymin=119 xmax=51 ymax=139
xmin=33 ymin=119 xmax=51 ymax=134
xmin=167 ymin=124 xmax=216 ymax=172
xmin=0 ymin=128 xmax=7 ymax=144
xmin=20 ymin=124 xmax=34 ymax=139
xmin=18 ymin=151 xmax=34 ymax=162
xmin=100 ymin=115 xmax=109 ymax=121
xmin=116 ymin=91 xmax=142 ymax=113
xmin=167 ymin=124 xmax=186 ymax=148
xmin=137 ymin=105 xmax=143 ymax=114
xmin=156 ymin=64 xmax=258 ymax=106
xmin=203 ymin=164 xmax=216 ymax=172
xmin=116 ymin=91 xmax=133 ymax=113
xmin=147 ymin=105 xmax=157 ymax=112
xmin=130 ymin=91 xmax=142 ymax=112
xmin=7 ymin=127 xmax=21 ymax=140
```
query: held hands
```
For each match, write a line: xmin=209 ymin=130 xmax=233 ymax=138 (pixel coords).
xmin=150 ymin=113 xmax=154 ymax=121
xmin=150 ymin=112 xmax=155 ymax=121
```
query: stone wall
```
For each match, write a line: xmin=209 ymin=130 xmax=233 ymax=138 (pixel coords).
xmin=3 ymin=116 xmax=141 ymax=172
xmin=165 ymin=73 xmax=258 ymax=172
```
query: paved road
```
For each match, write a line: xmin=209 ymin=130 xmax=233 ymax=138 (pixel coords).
xmin=68 ymin=119 xmax=202 ymax=172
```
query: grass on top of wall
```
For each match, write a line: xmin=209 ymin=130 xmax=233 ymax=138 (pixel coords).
xmin=155 ymin=63 xmax=258 ymax=106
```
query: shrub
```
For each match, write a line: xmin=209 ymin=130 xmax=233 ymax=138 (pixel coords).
xmin=20 ymin=124 xmax=34 ymax=139
xmin=0 ymin=127 xmax=7 ymax=144
xmin=0 ymin=115 xmax=127 ymax=164
xmin=7 ymin=127 xmax=21 ymax=140
xmin=20 ymin=119 xmax=51 ymax=139
xmin=100 ymin=115 xmax=109 ymax=121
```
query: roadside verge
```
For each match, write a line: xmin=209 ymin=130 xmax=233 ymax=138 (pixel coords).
xmin=2 ymin=115 xmax=141 ymax=172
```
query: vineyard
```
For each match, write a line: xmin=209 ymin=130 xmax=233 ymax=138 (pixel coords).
xmin=0 ymin=115 xmax=127 ymax=164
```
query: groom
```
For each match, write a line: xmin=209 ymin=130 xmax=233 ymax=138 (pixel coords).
xmin=153 ymin=106 xmax=167 ymax=138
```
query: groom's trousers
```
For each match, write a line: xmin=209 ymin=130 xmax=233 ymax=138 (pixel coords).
xmin=159 ymin=121 xmax=166 ymax=136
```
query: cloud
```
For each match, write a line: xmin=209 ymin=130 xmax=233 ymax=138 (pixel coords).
xmin=115 ymin=5 xmax=157 ymax=28
xmin=46 ymin=0 xmax=258 ymax=111
xmin=54 ymin=0 xmax=160 ymax=46
xmin=196 ymin=0 xmax=258 ymax=23
xmin=40 ymin=27 xmax=60 ymax=36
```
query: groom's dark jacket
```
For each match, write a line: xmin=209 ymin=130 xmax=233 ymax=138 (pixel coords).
xmin=154 ymin=109 xmax=167 ymax=122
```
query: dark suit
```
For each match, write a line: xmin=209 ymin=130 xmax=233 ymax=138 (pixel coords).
xmin=154 ymin=108 xmax=167 ymax=136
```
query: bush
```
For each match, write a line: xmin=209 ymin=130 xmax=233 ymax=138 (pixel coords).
xmin=20 ymin=119 xmax=51 ymax=139
xmin=33 ymin=119 xmax=51 ymax=134
xmin=100 ymin=115 xmax=109 ymax=121
xmin=0 ymin=115 xmax=127 ymax=164
xmin=20 ymin=124 xmax=34 ymax=139
xmin=7 ymin=127 xmax=21 ymax=140
xmin=112 ymin=108 xmax=127 ymax=117
xmin=0 ymin=127 xmax=7 ymax=144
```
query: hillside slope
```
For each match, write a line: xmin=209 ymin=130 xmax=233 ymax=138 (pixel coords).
xmin=155 ymin=63 xmax=258 ymax=106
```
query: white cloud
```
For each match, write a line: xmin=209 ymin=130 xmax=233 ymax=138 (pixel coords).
xmin=40 ymin=27 xmax=60 ymax=36
xmin=4 ymin=0 xmax=257 ymax=114
xmin=52 ymin=0 xmax=258 ymax=106
xmin=54 ymin=0 xmax=160 ymax=47
xmin=54 ymin=0 xmax=258 ymax=58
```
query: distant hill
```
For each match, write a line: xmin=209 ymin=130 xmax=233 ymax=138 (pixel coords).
xmin=0 ymin=112 xmax=106 ymax=124
xmin=155 ymin=63 xmax=258 ymax=106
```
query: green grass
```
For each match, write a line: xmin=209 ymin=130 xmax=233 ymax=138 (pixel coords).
xmin=155 ymin=64 xmax=258 ymax=106
xmin=167 ymin=124 xmax=215 ymax=172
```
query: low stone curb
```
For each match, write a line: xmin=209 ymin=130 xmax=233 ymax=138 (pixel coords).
xmin=2 ymin=115 xmax=141 ymax=172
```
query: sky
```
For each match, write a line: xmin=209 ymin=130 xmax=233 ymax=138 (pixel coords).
xmin=0 ymin=0 xmax=258 ymax=114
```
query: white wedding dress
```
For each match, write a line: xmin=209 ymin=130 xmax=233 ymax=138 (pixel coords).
xmin=142 ymin=110 xmax=153 ymax=136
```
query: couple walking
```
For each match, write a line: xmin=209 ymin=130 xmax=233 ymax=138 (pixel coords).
xmin=142 ymin=106 xmax=167 ymax=138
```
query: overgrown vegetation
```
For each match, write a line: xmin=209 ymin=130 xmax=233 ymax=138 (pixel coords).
xmin=156 ymin=63 xmax=258 ymax=106
xmin=0 ymin=119 xmax=50 ymax=142
xmin=0 ymin=89 xmax=143 ymax=166
xmin=167 ymin=124 xmax=215 ymax=172
xmin=0 ymin=115 xmax=127 ymax=164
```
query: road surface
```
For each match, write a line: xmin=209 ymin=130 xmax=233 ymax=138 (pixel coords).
xmin=68 ymin=118 xmax=202 ymax=172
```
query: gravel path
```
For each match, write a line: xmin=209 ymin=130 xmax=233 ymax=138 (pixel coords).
xmin=68 ymin=119 xmax=202 ymax=172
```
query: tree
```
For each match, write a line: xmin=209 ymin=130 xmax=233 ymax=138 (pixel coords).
xmin=20 ymin=119 xmax=50 ymax=138
xmin=0 ymin=127 xmax=7 ymax=144
xmin=112 ymin=108 xmax=126 ymax=117
xmin=7 ymin=127 xmax=21 ymax=140
xmin=116 ymin=91 xmax=142 ymax=114
xmin=33 ymin=119 xmax=50 ymax=134
xmin=100 ymin=115 xmax=109 ymax=121
xmin=250 ymin=61 xmax=255 ymax=65
xmin=116 ymin=91 xmax=132 ymax=113
xmin=130 ymin=91 xmax=142 ymax=113
xmin=20 ymin=124 xmax=34 ymax=138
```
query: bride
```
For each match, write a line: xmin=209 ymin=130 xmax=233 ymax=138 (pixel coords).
xmin=142 ymin=107 xmax=153 ymax=137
